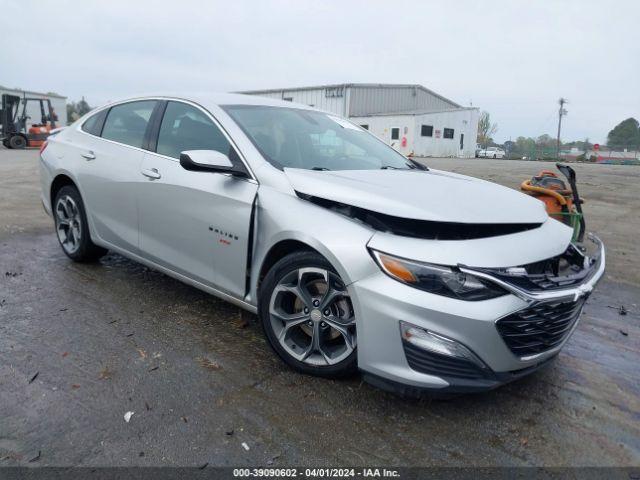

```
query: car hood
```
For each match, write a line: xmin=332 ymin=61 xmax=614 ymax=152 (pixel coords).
xmin=284 ymin=168 xmax=548 ymax=224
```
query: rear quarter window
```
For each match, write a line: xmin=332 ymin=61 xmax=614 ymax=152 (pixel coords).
xmin=81 ymin=109 xmax=108 ymax=136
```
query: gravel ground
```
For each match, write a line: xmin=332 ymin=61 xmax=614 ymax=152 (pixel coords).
xmin=0 ymin=149 xmax=638 ymax=467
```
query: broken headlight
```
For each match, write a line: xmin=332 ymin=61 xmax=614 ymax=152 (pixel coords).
xmin=370 ymin=250 xmax=506 ymax=301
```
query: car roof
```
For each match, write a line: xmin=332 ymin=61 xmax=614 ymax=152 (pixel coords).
xmin=105 ymin=92 xmax=317 ymax=112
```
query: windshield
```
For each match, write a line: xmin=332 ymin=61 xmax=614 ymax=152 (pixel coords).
xmin=223 ymin=105 xmax=423 ymax=171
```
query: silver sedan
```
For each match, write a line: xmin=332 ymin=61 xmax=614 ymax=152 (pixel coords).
xmin=39 ymin=94 xmax=604 ymax=395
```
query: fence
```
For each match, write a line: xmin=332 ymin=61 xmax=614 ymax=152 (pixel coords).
xmin=504 ymin=145 xmax=640 ymax=165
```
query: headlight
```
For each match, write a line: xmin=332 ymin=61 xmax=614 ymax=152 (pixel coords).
xmin=370 ymin=250 xmax=506 ymax=301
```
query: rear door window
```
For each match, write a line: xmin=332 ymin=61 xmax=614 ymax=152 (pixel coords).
xmin=101 ymin=101 xmax=157 ymax=148
xmin=155 ymin=101 xmax=232 ymax=159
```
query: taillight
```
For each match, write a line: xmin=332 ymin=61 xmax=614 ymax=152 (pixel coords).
xmin=40 ymin=141 xmax=48 ymax=154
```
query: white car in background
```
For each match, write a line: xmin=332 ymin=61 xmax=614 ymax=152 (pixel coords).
xmin=477 ymin=146 xmax=506 ymax=159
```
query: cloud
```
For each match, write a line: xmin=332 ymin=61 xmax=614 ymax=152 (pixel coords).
xmin=2 ymin=0 xmax=638 ymax=142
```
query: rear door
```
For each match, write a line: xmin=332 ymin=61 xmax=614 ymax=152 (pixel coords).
xmin=76 ymin=100 xmax=157 ymax=253
xmin=137 ymin=100 xmax=257 ymax=297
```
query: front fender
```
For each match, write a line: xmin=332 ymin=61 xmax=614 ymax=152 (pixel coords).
xmin=249 ymin=186 xmax=378 ymax=304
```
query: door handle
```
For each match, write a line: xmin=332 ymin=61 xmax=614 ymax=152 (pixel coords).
xmin=141 ymin=168 xmax=161 ymax=180
xmin=81 ymin=151 xmax=96 ymax=160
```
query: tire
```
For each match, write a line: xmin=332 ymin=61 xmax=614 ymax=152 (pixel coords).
xmin=2 ymin=138 xmax=10 ymax=149
xmin=9 ymin=135 xmax=27 ymax=149
xmin=259 ymin=251 xmax=358 ymax=378
xmin=53 ymin=185 xmax=108 ymax=262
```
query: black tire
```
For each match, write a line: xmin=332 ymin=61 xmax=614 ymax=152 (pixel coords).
xmin=53 ymin=185 xmax=108 ymax=262
xmin=9 ymin=135 xmax=27 ymax=149
xmin=259 ymin=250 xmax=358 ymax=378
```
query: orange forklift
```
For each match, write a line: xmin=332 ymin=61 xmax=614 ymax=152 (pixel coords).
xmin=1 ymin=93 xmax=58 ymax=149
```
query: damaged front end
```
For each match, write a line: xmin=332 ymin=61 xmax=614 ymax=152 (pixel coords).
xmin=460 ymin=235 xmax=605 ymax=360
xmin=297 ymin=193 xmax=542 ymax=240
xmin=460 ymin=235 xmax=605 ymax=304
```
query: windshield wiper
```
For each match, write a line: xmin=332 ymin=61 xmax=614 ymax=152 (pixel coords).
xmin=381 ymin=162 xmax=427 ymax=171
xmin=311 ymin=166 xmax=331 ymax=171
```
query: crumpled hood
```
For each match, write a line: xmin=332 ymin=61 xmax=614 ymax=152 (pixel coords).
xmin=284 ymin=168 xmax=548 ymax=224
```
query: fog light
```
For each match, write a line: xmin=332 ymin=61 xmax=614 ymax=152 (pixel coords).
xmin=399 ymin=321 xmax=487 ymax=369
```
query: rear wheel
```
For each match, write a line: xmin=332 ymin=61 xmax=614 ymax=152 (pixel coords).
xmin=8 ymin=135 xmax=26 ymax=149
xmin=53 ymin=186 xmax=108 ymax=262
xmin=259 ymin=251 xmax=357 ymax=378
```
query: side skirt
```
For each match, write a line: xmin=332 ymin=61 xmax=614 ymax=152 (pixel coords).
xmin=94 ymin=240 xmax=258 ymax=314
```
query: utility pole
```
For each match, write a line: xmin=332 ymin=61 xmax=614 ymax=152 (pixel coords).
xmin=556 ymin=98 xmax=568 ymax=159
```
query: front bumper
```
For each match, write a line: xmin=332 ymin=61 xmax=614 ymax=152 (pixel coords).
xmin=351 ymin=236 xmax=605 ymax=394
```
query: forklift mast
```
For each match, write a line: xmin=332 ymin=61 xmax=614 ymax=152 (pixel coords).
xmin=0 ymin=94 xmax=22 ymax=135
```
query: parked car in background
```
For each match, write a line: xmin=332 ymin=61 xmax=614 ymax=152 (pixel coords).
xmin=477 ymin=146 xmax=506 ymax=158
xmin=39 ymin=94 xmax=604 ymax=395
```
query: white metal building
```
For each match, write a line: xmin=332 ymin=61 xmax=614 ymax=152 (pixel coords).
xmin=241 ymin=83 xmax=478 ymax=158
xmin=0 ymin=86 xmax=67 ymax=127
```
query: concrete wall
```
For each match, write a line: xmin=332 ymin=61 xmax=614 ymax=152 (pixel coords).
xmin=0 ymin=87 xmax=67 ymax=128
xmin=351 ymin=108 xmax=479 ymax=158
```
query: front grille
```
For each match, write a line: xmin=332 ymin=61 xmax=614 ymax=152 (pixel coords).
xmin=403 ymin=341 xmax=487 ymax=380
xmin=496 ymin=299 xmax=585 ymax=357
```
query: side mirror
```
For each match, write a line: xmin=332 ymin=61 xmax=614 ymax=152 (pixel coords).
xmin=179 ymin=150 xmax=247 ymax=177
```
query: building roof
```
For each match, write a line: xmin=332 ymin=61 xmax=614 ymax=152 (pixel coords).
xmin=239 ymin=83 xmax=461 ymax=109
xmin=0 ymin=85 xmax=66 ymax=99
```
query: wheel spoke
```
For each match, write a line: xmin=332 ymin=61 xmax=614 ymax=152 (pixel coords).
xmin=67 ymin=227 xmax=76 ymax=246
xmin=320 ymin=286 xmax=344 ymax=310
xmin=72 ymin=224 xmax=81 ymax=244
xmin=324 ymin=317 xmax=356 ymax=349
xmin=66 ymin=198 xmax=77 ymax=217
xmin=272 ymin=283 xmax=313 ymax=310
xmin=299 ymin=321 xmax=328 ymax=363
xmin=278 ymin=315 xmax=311 ymax=340
xmin=56 ymin=203 xmax=70 ymax=221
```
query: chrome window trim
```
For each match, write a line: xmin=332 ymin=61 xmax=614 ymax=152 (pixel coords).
xmin=74 ymin=96 xmax=258 ymax=183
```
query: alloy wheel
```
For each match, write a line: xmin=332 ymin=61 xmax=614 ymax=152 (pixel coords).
xmin=269 ymin=267 xmax=356 ymax=366
xmin=55 ymin=195 xmax=82 ymax=254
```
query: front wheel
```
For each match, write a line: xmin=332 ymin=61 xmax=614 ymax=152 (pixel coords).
xmin=259 ymin=251 xmax=357 ymax=378
xmin=53 ymin=186 xmax=108 ymax=262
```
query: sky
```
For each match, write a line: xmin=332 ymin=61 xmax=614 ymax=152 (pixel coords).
xmin=1 ymin=0 xmax=638 ymax=143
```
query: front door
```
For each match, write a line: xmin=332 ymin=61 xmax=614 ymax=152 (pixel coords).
xmin=137 ymin=101 xmax=257 ymax=298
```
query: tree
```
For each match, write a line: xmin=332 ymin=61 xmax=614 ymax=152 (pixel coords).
xmin=477 ymin=111 xmax=498 ymax=146
xmin=536 ymin=134 xmax=555 ymax=148
xmin=66 ymin=97 xmax=92 ymax=124
xmin=607 ymin=118 xmax=640 ymax=149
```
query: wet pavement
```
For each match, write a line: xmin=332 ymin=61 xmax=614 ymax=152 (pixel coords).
xmin=0 ymin=150 xmax=639 ymax=467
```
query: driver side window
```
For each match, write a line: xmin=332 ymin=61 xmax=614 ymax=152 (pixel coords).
xmin=156 ymin=102 xmax=233 ymax=160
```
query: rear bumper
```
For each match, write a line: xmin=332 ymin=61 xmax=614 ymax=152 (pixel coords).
xmin=351 ymin=236 xmax=605 ymax=394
